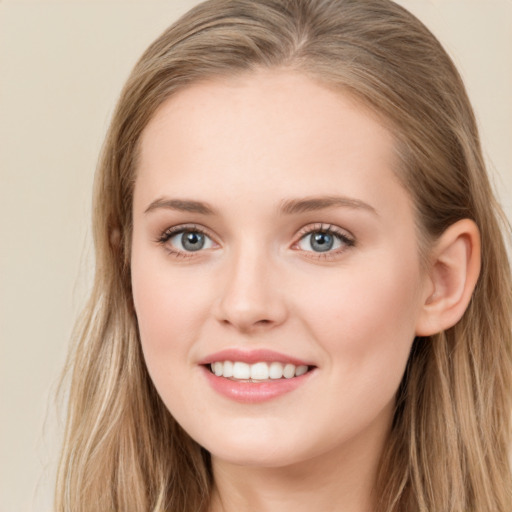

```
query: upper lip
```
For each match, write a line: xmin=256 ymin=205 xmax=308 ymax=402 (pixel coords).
xmin=198 ymin=348 xmax=314 ymax=367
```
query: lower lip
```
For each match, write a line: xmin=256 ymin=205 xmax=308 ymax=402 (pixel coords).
xmin=201 ymin=366 xmax=315 ymax=403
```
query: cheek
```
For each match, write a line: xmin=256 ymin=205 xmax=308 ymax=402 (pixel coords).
xmin=131 ymin=261 xmax=212 ymax=417
xmin=299 ymin=252 xmax=422 ymax=377
xmin=131 ymin=248 xmax=210 ymax=373
xmin=133 ymin=274 xmax=179 ymax=350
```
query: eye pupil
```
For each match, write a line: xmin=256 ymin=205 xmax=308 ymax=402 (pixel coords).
xmin=311 ymin=232 xmax=333 ymax=252
xmin=182 ymin=232 xmax=205 ymax=251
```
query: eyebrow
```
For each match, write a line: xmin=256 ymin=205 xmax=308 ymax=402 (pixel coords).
xmin=144 ymin=195 xmax=378 ymax=216
xmin=144 ymin=198 xmax=216 ymax=215
xmin=279 ymin=195 xmax=378 ymax=216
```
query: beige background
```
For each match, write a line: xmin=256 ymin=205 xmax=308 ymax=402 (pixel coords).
xmin=1 ymin=1 xmax=511 ymax=511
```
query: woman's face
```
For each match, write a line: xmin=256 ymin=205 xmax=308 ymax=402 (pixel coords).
xmin=131 ymin=70 xmax=431 ymax=468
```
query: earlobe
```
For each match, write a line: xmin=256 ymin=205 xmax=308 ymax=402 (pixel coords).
xmin=415 ymin=219 xmax=481 ymax=336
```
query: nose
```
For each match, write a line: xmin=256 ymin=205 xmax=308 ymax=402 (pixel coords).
xmin=214 ymin=244 xmax=288 ymax=333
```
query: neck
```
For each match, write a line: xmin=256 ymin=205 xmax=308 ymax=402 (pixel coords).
xmin=208 ymin=414 xmax=390 ymax=512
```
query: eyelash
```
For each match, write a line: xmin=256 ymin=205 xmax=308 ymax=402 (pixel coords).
xmin=294 ymin=223 xmax=355 ymax=260
xmin=156 ymin=224 xmax=215 ymax=258
xmin=156 ymin=223 xmax=355 ymax=259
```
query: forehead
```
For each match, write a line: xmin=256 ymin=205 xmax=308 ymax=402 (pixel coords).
xmin=140 ymin=70 xmax=394 ymax=161
xmin=135 ymin=69 xmax=409 ymax=220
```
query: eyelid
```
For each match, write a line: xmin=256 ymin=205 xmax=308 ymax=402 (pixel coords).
xmin=155 ymin=222 xmax=355 ymax=259
xmin=157 ymin=223 xmax=207 ymax=242
xmin=295 ymin=223 xmax=355 ymax=243
xmin=156 ymin=223 xmax=219 ymax=256
xmin=292 ymin=223 xmax=355 ymax=257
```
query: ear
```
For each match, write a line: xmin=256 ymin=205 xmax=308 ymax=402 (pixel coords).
xmin=415 ymin=219 xmax=481 ymax=336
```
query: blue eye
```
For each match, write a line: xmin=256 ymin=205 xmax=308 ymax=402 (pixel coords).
xmin=297 ymin=228 xmax=353 ymax=253
xmin=161 ymin=228 xmax=215 ymax=253
xmin=308 ymin=232 xmax=335 ymax=252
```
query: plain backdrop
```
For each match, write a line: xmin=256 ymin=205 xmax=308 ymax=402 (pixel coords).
xmin=1 ymin=1 xmax=511 ymax=511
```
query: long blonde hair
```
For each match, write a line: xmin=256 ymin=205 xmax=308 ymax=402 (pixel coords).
xmin=55 ymin=1 xmax=512 ymax=510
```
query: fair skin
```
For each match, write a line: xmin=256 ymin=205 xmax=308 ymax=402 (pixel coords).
xmin=130 ymin=70 xmax=480 ymax=512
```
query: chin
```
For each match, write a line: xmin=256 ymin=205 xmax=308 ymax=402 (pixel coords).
xmin=208 ymin=444 xmax=307 ymax=469
xmin=185 ymin=420 xmax=307 ymax=468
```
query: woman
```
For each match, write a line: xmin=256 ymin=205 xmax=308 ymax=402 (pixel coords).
xmin=55 ymin=0 xmax=512 ymax=510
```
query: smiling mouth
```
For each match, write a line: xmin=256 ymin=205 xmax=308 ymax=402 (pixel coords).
xmin=207 ymin=361 xmax=314 ymax=381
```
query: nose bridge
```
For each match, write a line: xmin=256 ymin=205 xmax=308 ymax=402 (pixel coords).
xmin=216 ymin=236 xmax=287 ymax=331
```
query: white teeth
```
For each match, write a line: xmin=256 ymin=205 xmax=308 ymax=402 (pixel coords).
xmin=295 ymin=365 xmax=308 ymax=377
xmin=213 ymin=361 xmax=223 ymax=376
xmin=283 ymin=363 xmax=295 ymax=379
xmin=269 ymin=361 xmax=284 ymax=379
xmin=250 ymin=362 xmax=269 ymax=380
xmin=209 ymin=361 xmax=310 ymax=380
xmin=223 ymin=360 xmax=233 ymax=378
xmin=232 ymin=362 xmax=250 ymax=379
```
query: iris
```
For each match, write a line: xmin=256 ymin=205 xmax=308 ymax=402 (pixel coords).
xmin=310 ymin=232 xmax=334 ymax=252
xmin=181 ymin=231 xmax=205 ymax=251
